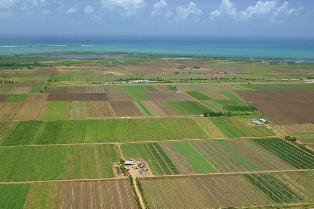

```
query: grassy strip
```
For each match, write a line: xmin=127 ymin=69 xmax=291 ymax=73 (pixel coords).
xmin=6 ymin=94 xmax=28 ymax=102
xmin=0 ymin=184 xmax=30 ymax=209
xmin=172 ymin=141 xmax=216 ymax=173
xmin=135 ymin=178 xmax=150 ymax=209
xmin=168 ymin=101 xmax=209 ymax=115
xmin=129 ymin=177 xmax=142 ymax=209
xmin=152 ymin=143 xmax=179 ymax=174
xmin=134 ymin=101 xmax=151 ymax=116
xmin=186 ymin=91 xmax=211 ymax=100
xmin=254 ymin=138 xmax=314 ymax=169
xmin=243 ymin=173 xmax=301 ymax=203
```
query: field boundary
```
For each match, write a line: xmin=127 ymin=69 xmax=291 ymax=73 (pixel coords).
xmin=0 ymin=169 xmax=312 ymax=185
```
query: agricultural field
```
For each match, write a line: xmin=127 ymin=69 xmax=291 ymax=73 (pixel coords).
xmin=0 ymin=144 xmax=120 ymax=181
xmin=1 ymin=54 xmax=314 ymax=209
xmin=0 ymin=179 xmax=139 ymax=209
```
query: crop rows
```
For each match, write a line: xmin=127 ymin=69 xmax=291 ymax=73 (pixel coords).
xmin=254 ymin=138 xmax=314 ymax=169
xmin=168 ymin=101 xmax=209 ymax=115
xmin=243 ymin=173 xmax=300 ymax=203
xmin=2 ymin=118 xmax=208 ymax=145
xmin=0 ymin=184 xmax=30 ymax=209
xmin=146 ymin=143 xmax=179 ymax=175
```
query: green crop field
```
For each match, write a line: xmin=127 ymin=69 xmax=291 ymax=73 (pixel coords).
xmin=186 ymin=91 xmax=211 ymax=100
xmin=2 ymin=118 xmax=209 ymax=145
xmin=211 ymin=117 xmax=274 ymax=138
xmin=172 ymin=141 xmax=216 ymax=173
xmin=43 ymin=101 xmax=71 ymax=120
xmin=168 ymin=101 xmax=209 ymax=115
xmin=134 ymin=101 xmax=151 ymax=116
xmin=6 ymin=94 xmax=28 ymax=102
xmin=0 ymin=184 xmax=30 ymax=209
xmin=243 ymin=173 xmax=300 ymax=203
xmin=0 ymin=144 xmax=119 ymax=181
xmin=121 ymin=85 xmax=156 ymax=101
xmin=254 ymin=138 xmax=314 ymax=169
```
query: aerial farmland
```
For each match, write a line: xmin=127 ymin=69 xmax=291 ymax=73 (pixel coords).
xmin=0 ymin=53 xmax=314 ymax=209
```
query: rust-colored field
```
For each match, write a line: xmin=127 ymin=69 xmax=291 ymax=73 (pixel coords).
xmin=48 ymin=93 xmax=108 ymax=101
xmin=107 ymin=92 xmax=131 ymax=101
xmin=142 ymin=101 xmax=167 ymax=116
xmin=147 ymin=92 xmax=193 ymax=101
xmin=87 ymin=102 xmax=115 ymax=117
xmin=0 ymin=95 xmax=6 ymax=102
xmin=238 ymin=90 xmax=314 ymax=124
xmin=59 ymin=180 xmax=138 ymax=209
xmin=140 ymin=175 xmax=271 ymax=209
xmin=14 ymin=94 xmax=47 ymax=120
xmin=110 ymin=101 xmax=142 ymax=117
xmin=0 ymin=102 xmax=22 ymax=121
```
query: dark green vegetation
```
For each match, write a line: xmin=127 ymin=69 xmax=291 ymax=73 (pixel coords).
xmin=168 ymin=101 xmax=209 ymax=115
xmin=243 ymin=173 xmax=300 ymax=203
xmin=0 ymin=144 xmax=119 ymax=181
xmin=0 ymin=184 xmax=30 ymax=209
xmin=254 ymin=138 xmax=314 ymax=169
xmin=2 ymin=118 xmax=209 ymax=145
xmin=211 ymin=117 xmax=274 ymax=138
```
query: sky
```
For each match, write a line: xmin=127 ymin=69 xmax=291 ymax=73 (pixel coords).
xmin=0 ymin=0 xmax=313 ymax=39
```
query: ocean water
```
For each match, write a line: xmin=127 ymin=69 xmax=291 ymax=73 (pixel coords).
xmin=0 ymin=37 xmax=314 ymax=61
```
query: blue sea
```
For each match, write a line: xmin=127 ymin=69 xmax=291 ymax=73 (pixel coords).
xmin=0 ymin=37 xmax=314 ymax=61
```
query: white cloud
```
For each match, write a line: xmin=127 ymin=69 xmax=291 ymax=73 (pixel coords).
xmin=101 ymin=0 xmax=144 ymax=15
xmin=0 ymin=0 xmax=17 ymax=17
xmin=176 ymin=1 xmax=202 ymax=19
xmin=84 ymin=5 xmax=94 ymax=14
xmin=210 ymin=0 xmax=237 ymax=19
xmin=239 ymin=1 xmax=302 ymax=21
xmin=209 ymin=0 xmax=302 ymax=22
xmin=65 ymin=6 xmax=78 ymax=15
xmin=151 ymin=0 xmax=167 ymax=16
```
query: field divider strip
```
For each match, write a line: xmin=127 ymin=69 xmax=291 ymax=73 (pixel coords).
xmin=0 ymin=169 xmax=313 ymax=185
xmin=0 ymin=136 xmax=275 ymax=148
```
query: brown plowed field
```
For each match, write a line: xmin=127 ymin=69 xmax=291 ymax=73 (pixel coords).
xmin=238 ymin=90 xmax=314 ymax=124
xmin=143 ymin=101 xmax=166 ymax=116
xmin=86 ymin=85 xmax=108 ymax=93
xmin=152 ymin=100 xmax=179 ymax=116
xmin=140 ymin=175 xmax=271 ymax=209
xmin=59 ymin=179 xmax=138 ymax=209
xmin=87 ymin=102 xmax=115 ymax=117
xmin=45 ymin=86 xmax=87 ymax=94
xmin=0 ymin=102 xmax=23 ymax=121
xmin=14 ymin=94 xmax=47 ymax=120
xmin=110 ymin=101 xmax=142 ymax=117
xmin=0 ymin=95 xmax=6 ymax=102
xmin=48 ymin=93 xmax=108 ymax=101
xmin=107 ymin=92 xmax=131 ymax=101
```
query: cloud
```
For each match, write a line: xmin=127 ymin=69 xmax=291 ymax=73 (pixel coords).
xmin=239 ymin=1 xmax=302 ymax=21
xmin=0 ymin=0 xmax=17 ymax=17
xmin=84 ymin=5 xmax=94 ymax=14
xmin=151 ymin=0 xmax=167 ymax=16
xmin=176 ymin=1 xmax=202 ymax=19
xmin=210 ymin=0 xmax=236 ymax=19
xmin=101 ymin=0 xmax=145 ymax=15
xmin=209 ymin=0 xmax=302 ymax=22
xmin=65 ymin=6 xmax=78 ymax=15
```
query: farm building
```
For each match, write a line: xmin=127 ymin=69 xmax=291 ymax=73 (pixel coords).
xmin=252 ymin=119 xmax=267 ymax=126
xmin=124 ymin=159 xmax=135 ymax=166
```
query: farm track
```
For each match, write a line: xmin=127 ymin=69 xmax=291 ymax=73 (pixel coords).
xmin=0 ymin=169 xmax=313 ymax=185
xmin=0 ymin=136 xmax=275 ymax=148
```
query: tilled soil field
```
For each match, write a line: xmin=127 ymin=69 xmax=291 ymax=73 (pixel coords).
xmin=110 ymin=101 xmax=142 ymax=117
xmin=238 ymin=90 xmax=314 ymax=124
xmin=0 ymin=95 xmax=6 ymax=102
xmin=147 ymin=92 xmax=194 ymax=101
xmin=59 ymin=180 xmax=138 ymax=209
xmin=107 ymin=92 xmax=131 ymax=101
xmin=87 ymin=102 xmax=115 ymax=117
xmin=139 ymin=175 xmax=272 ymax=209
xmin=48 ymin=93 xmax=108 ymax=101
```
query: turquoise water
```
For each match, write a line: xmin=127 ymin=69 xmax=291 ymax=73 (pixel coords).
xmin=0 ymin=37 xmax=314 ymax=61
